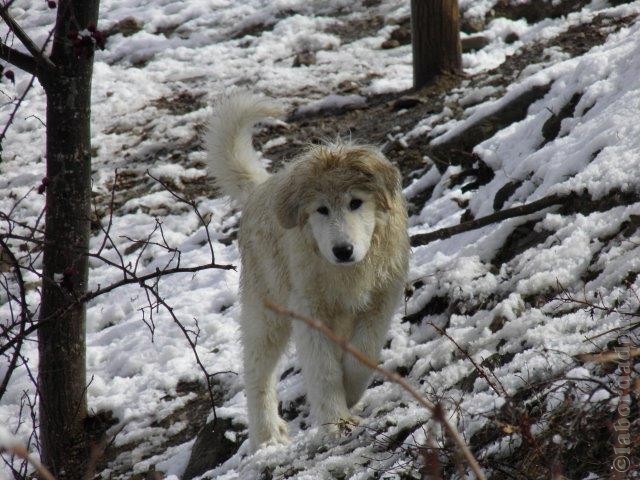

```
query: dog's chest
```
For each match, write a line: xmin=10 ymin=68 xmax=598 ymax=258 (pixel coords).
xmin=301 ymin=269 xmax=373 ymax=315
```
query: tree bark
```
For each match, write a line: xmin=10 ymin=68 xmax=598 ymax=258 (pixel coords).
xmin=411 ymin=0 xmax=462 ymax=89
xmin=37 ymin=1 xmax=99 ymax=478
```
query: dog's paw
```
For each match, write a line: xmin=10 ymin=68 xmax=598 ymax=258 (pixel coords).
xmin=253 ymin=417 xmax=290 ymax=451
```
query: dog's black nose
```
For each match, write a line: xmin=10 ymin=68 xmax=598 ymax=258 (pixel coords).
xmin=332 ymin=244 xmax=353 ymax=262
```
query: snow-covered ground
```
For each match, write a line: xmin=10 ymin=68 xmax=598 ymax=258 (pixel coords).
xmin=2 ymin=0 xmax=640 ymax=478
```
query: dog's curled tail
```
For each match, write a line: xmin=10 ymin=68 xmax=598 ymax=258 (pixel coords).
xmin=206 ymin=93 xmax=282 ymax=205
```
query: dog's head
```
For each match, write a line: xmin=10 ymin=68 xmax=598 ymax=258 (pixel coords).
xmin=275 ymin=143 xmax=401 ymax=266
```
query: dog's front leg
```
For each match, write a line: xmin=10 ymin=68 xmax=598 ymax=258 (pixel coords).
xmin=343 ymin=287 xmax=402 ymax=408
xmin=293 ymin=321 xmax=358 ymax=432
xmin=241 ymin=304 xmax=291 ymax=451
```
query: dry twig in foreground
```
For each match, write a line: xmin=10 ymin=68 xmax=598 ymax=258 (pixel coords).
xmin=264 ymin=299 xmax=486 ymax=480
xmin=0 ymin=444 xmax=55 ymax=480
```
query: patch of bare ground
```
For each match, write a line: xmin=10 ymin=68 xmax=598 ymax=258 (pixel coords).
xmin=96 ymin=379 xmax=243 ymax=479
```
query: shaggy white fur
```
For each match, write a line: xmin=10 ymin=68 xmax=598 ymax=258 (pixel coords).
xmin=206 ymin=93 xmax=409 ymax=451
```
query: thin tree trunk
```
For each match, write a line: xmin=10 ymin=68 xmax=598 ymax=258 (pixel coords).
xmin=411 ymin=0 xmax=462 ymax=89
xmin=37 ymin=1 xmax=99 ymax=478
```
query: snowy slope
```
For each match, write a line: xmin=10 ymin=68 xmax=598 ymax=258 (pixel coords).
xmin=2 ymin=0 xmax=640 ymax=479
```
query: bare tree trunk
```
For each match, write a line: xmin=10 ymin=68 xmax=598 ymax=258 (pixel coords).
xmin=411 ymin=0 xmax=462 ymax=89
xmin=37 ymin=1 xmax=99 ymax=478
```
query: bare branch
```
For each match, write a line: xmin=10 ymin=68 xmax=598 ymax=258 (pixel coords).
xmin=0 ymin=41 xmax=37 ymax=76
xmin=0 ymin=72 xmax=38 ymax=148
xmin=0 ymin=23 xmax=55 ymax=153
xmin=0 ymin=5 xmax=57 ymax=74
xmin=428 ymin=320 xmax=508 ymax=398
xmin=410 ymin=193 xmax=566 ymax=247
xmin=264 ymin=299 xmax=487 ymax=480
xmin=0 ymin=444 xmax=55 ymax=480
xmin=0 ymin=238 xmax=31 ymax=401
xmin=143 ymin=283 xmax=221 ymax=422
xmin=147 ymin=171 xmax=217 ymax=263
xmin=82 ymin=261 xmax=236 ymax=302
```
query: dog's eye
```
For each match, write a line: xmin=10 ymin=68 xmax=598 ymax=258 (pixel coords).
xmin=317 ymin=206 xmax=329 ymax=215
xmin=349 ymin=198 xmax=363 ymax=210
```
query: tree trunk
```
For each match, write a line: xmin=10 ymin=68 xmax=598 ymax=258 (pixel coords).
xmin=37 ymin=1 xmax=99 ymax=478
xmin=411 ymin=0 xmax=462 ymax=89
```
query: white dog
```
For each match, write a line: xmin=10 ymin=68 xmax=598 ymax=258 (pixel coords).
xmin=206 ymin=93 xmax=409 ymax=451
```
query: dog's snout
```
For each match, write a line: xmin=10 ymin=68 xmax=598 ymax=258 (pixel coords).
xmin=332 ymin=244 xmax=354 ymax=262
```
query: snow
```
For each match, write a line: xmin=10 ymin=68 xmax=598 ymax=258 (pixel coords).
xmin=2 ymin=0 xmax=640 ymax=478
xmin=293 ymin=94 xmax=366 ymax=117
xmin=0 ymin=426 xmax=19 ymax=450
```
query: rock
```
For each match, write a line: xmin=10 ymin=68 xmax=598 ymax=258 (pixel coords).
xmin=389 ymin=26 xmax=411 ymax=44
xmin=337 ymin=80 xmax=360 ymax=93
xmin=381 ymin=25 xmax=411 ymax=49
xmin=493 ymin=180 xmax=523 ymax=211
xmin=541 ymin=92 xmax=581 ymax=145
xmin=461 ymin=34 xmax=490 ymax=52
xmin=380 ymin=38 xmax=400 ymax=49
xmin=461 ymin=16 xmax=485 ymax=34
xmin=505 ymin=32 xmax=520 ymax=44
xmin=107 ymin=17 xmax=143 ymax=37
xmin=182 ymin=418 xmax=241 ymax=480
xmin=292 ymin=51 xmax=316 ymax=67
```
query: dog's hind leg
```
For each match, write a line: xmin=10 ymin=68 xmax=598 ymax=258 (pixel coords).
xmin=241 ymin=305 xmax=291 ymax=451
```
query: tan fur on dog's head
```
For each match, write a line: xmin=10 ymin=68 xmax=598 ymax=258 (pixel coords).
xmin=275 ymin=143 xmax=401 ymax=229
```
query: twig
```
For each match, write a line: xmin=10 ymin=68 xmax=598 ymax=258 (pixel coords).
xmin=143 ymin=284 xmax=220 ymax=423
xmin=0 ymin=22 xmax=56 ymax=152
xmin=0 ymin=41 xmax=36 ymax=76
xmin=410 ymin=193 xmax=566 ymax=246
xmin=264 ymin=300 xmax=486 ymax=480
xmin=0 ymin=5 xmax=57 ymax=73
xmin=147 ymin=171 xmax=217 ymax=263
xmin=0 ymin=444 xmax=55 ymax=480
xmin=0 ymin=238 xmax=31 ymax=401
xmin=0 ymin=73 xmax=38 ymax=150
xmin=84 ymin=262 xmax=235 ymax=302
xmin=428 ymin=320 xmax=508 ymax=398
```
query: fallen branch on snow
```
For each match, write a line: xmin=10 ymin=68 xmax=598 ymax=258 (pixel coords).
xmin=410 ymin=193 xmax=566 ymax=247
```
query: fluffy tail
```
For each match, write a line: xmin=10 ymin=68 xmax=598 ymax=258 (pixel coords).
xmin=205 ymin=93 xmax=282 ymax=205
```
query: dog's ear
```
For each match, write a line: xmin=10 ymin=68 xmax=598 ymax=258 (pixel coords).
xmin=369 ymin=156 xmax=401 ymax=211
xmin=274 ymin=168 xmax=306 ymax=229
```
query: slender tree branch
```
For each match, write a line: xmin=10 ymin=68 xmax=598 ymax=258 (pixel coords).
xmin=0 ymin=6 xmax=57 ymax=74
xmin=0 ymin=444 xmax=55 ymax=480
xmin=0 ymin=72 xmax=38 ymax=148
xmin=264 ymin=300 xmax=487 ymax=480
xmin=143 ymin=283 xmax=221 ymax=422
xmin=0 ymin=41 xmax=37 ymax=76
xmin=147 ymin=171 xmax=217 ymax=264
xmin=0 ymin=23 xmax=55 ymax=153
xmin=410 ymin=193 xmax=566 ymax=247
xmin=0 ymin=238 xmax=31 ymax=401
xmin=0 ymin=258 xmax=235 ymax=359
xmin=428 ymin=320 xmax=508 ymax=398
xmin=82 ymin=261 xmax=236 ymax=302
